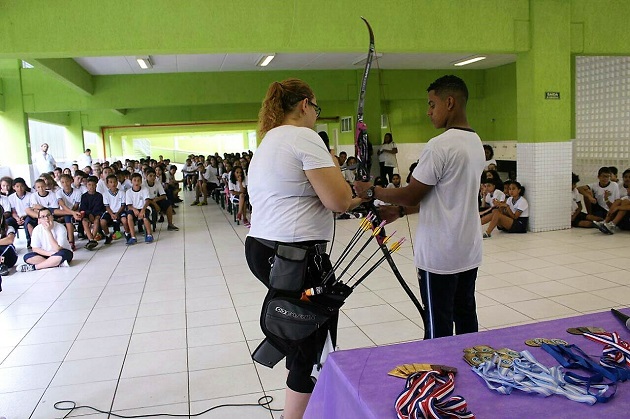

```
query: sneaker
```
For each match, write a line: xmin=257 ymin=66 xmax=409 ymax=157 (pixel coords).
xmin=85 ymin=240 xmax=98 ymax=250
xmin=200 ymin=201 xmax=208 ymax=206
xmin=482 ymin=232 xmax=491 ymax=239
xmin=593 ymin=221 xmax=610 ymax=234
xmin=94 ymin=233 xmax=104 ymax=241
xmin=604 ymin=222 xmax=617 ymax=234
xmin=191 ymin=201 xmax=199 ymax=206
xmin=0 ymin=264 xmax=8 ymax=276
xmin=59 ymin=260 xmax=70 ymax=268
xmin=158 ymin=215 xmax=165 ymax=223
xmin=167 ymin=224 xmax=179 ymax=231
xmin=104 ymin=235 xmax=113 ymax=245
xmin=19 ymin=264 xmax=36 ymax=272
xmin=113 ymin=231 xmax=123 ymax=240
xmin=126 ymin=237 xmax=137 ymax=245
xmin=145 ymin=234 xmax=154 ymax=244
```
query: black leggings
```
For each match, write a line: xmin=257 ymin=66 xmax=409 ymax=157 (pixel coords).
xmin=0 ymin=244 xmax=18 ymax=268
xmin=380 ymin=163 xmax=395 ymax=184
xmin=245 ymin=236 xmax=338 ymax=393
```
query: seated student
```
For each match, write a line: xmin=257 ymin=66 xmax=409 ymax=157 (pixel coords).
xmin=571 ymin=173 xmax=597 ymax=229
xmin=502 ymin=179 xmax=512 ymax=197
xmin=387 ymin=173 xmax=404 ymax=188
xmin=0 ymin=194 xmax=13 ymax=228
xmin=483 ymin=181 xmax=529 ymax=238
xmin=96 ymin=166 xmax=119 ymax=196
xmin=70 ymin=163 xmax=79 ymax=176
xmin=126 ymin=172 xmax=154 ymax=245
xmin=117 ymin=170 xmax=133 ymax=192
xmin=7 ymin=178 xmax=32 ymax=247
xmin=578 ymin=166 xmax=619 ymax=220
xmin=80 ymin=176 xmax=105 ymax=250
xmin=165 ymin=165 xmax=182 ymax=203
xmin=72 ymin=170 xmax=88 ymax=194
xmin=53 ymin=167 xmax=63 ymax=187
xmin=19 ymin=208 xmax=73 ymax=272
xmin=144 ymin=167 xmax=179 ymax=231
xmin=40 ymin=173 xmax=59 ymax=194
xmin=182 ymin=158 xmax=197 ymax=191
xmin=0 ymin=205 xmax=18 ymax=278
xmin=191 ymin=162 xmax=219 ymax=206
xmin=100 ymin=174 xmax=129 ymax=244
xmin=229 ymin=166 xmax=249 ymax=226
xmin=343 ymin=156 xmax=357 ymax=183
xmin=25 ymin=179 xmax=62 ymax=247
xmin=56 ymin=174 xmax=83 ymax=251
xmin=480 ymin=177 xmax=506 ymax=224
xmin=593 ymin=168 xmax=630 ymax=234
xmin=1 ymin=176 xmax=13 ymax=196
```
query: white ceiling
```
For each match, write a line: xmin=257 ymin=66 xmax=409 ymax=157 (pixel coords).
xmin=74 ymin=52 xmax=516 ymax=75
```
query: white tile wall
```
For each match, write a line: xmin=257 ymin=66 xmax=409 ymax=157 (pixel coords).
xmin=574 ymin=56 xmax=630 ymax=183
xmin=517 ymin=142 xmax=572 ymax=232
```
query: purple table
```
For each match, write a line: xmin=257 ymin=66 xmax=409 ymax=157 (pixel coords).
xmin=305 ymin=309 xmax=630 ymax=418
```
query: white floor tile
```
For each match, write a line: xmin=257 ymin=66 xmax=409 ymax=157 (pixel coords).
xmin=121 ymin=348 xmax=188 ymax=378
xmin=113 ymin=372 xmax=188 ymax=410
xmin=189 ymin=364 xmax=262 ymax=401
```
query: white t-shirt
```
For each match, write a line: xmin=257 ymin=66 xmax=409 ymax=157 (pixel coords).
xmin=35 ymin=151 xmax=56 ymax=174
xmin=618 ymin=181 xmax=628 ymax=199
xmin=142 ymin=180 xmax=166 ymax=199
xmin=183 ymin=163 xmax=197 ymax=174
xmin=103 ymin=188 xmax=127 ymax=213
xmin=485 ymin=189 xmax=506 ymax=207
xmin=202 ymin=167 xmax=220 ymax=184
xmin=56 ymin=188 xmax=82 ymax=210
xmin=379 ymin=142 xmax=397 ymax=167
xmin=120 ymin=179 xmax=133 ymax=192
xmin=588 ymin=181 xmax=620 ymax=210
xmin=9 ymin=192 xmax=31 ymax=217
xmin=0 ymin=195 xmax=10 ymax=214
xmin=507 ymin=196 xmax=529 ymax=218
xmin=411 ymin=128 xmax=485 ymax=274
xmin=73 ymin=183 xmax=88 ymax=194
xmin=248 ymin=125 xmax=336 ymax=242
xmin=31 ymin=221 xmax=71 ymax=252
xmin=485 ymin=159 xmax=498 ymax=170
xmin=572 ymin=188 xmax=581 ymax=213
xmin=126 ymin=187 xmax=150 ymax=210
xmin=30 ymin=191 xmax=59 ymax=209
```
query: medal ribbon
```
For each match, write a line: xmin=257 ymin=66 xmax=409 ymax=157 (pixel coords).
xmin=582 ymin=331 xmax=630 ymax=379
xmin=395 ymin=370 xmax=474 ymax=419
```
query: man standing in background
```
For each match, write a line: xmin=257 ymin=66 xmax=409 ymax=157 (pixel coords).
xmin=34 ymin=143 xmax=56 ymax=175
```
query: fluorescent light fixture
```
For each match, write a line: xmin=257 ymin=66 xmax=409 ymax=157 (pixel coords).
xmin=353 ymin=52 xmax=383 ymax=66
xmin=256 ymin=54 xmax=275 ymax=67
xmin=136 ymin=56 xmax=153 ymax=69
xmin=453 ymin=56 xmax=486 ymax=67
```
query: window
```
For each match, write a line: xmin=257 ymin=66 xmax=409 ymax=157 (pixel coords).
xmin=340 ymin=117 xmax=353 ymax=133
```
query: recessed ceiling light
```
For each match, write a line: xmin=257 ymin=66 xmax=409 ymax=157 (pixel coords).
xmin=453 ymin=56 xmax=486 ymax=67
xmin=256 ymin=54 xmax=275 ymax=67
xmin=136 ymin=56 xmax=153 ymax=69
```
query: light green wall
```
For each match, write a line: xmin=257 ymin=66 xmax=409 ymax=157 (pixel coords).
xmin=0 ymin=60 xmax=31 ymax=166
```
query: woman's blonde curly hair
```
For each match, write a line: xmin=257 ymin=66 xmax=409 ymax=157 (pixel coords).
xmin=257 ymin=78 xmax=315 ymax=139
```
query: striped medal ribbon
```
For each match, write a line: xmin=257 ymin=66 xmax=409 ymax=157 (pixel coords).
xmin=394 ymin=370 xmax=474 ymax=419
xmin=582 ymin=331 xmax=630 ymax=379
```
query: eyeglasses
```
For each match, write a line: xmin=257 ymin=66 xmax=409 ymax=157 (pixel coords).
xmin=307 ymin=100 xmax=322 ymax=118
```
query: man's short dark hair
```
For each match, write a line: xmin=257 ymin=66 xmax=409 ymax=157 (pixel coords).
xmin=130 ymin=173 xmax=143 ymax=181
xmin=609 ymin=166 xmax=618 ymax=176
xmin=339 ymin=151 xmax=347 ymax=157
xmin=86 ymin=176 xmax=98 ymax=184
xmin=145 ymin=167 xmax=156 ymax=176
xmin=427 ymin=75 xmax=469 ymax=102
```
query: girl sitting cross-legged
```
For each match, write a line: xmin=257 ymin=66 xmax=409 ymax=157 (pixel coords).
xmin=483 ymin=181 xmax=528 ymax=238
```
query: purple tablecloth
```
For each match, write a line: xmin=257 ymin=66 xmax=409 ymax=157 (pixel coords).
xmin=305 ymin=309 xmax=630 ymax=418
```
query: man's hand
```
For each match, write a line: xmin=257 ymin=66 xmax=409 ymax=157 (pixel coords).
xmin=377 ymin=205 xmax=402 ymax=224
xmin=354 ymin=181 xmax=372 ymax=199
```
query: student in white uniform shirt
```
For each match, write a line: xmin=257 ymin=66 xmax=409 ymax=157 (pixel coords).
xmin=56 ymin=174 xmax=83 ymax=251
xmin=125 ymin=173 xmax=154 ymax=245
xmin=8 ymin=178 xmax=32 ymax=247
xmin=571 ymin=173 xmax=597 ymax=229
xmin=228 ymin=166 xmax=249 ymax=226
xmin=484 ymin=181 xmax=529 ymax=237
xmin=594 ymin=168 xmax=630 ymax=234
xmin=25 ymin=179 xmax=61 ymax=243
xmin=480 ymin=177 xmax=506 ymax=224
xmin=144 ymin=168 xmax=179 ymax=231
xmin=578 ymin=166 xmax=619 ymax=220
xmin=356 ymin=75 xmax=485 ymax=341
xmin=20 ymin=208 xmax=73 ymax=272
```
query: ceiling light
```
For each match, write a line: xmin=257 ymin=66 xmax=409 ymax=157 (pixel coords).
xmin=256 ymin=54 xmax=275 ymax=67
xmin=453 ymin=56 xmax=486 ymax=67
xmin=136 ymin=56 xmax=153 ymax=69
xmin=353 ymin=52 xmax=383 ymax=66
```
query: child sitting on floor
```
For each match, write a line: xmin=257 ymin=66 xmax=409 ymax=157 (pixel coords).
xmin=483 ymin=181 xmax=529 ymax=238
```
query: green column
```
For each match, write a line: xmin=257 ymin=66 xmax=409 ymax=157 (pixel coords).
xmin=514 ymin=0 xmax=572 ymax=232
xmin=65 ymin=111 xmax=85 ymax=162
xmin=0 ymin=60 xmax=32 ymax=174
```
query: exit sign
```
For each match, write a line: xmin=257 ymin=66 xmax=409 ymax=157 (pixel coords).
xmin=545 ymin=91 xmax=560 ymax=99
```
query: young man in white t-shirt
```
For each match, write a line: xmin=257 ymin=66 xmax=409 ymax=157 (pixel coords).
xmin=356 ymin=75 xmax=485 ymax=339
xmin=125 ymin=173 xmax=154 ymax=245
xmin=144 ymin=168 xmax=178 ymax=231
xmin=578 ymin=166 xmax=619 ymax=220
xmin=20 ymin=208 xmax=73 ymax=272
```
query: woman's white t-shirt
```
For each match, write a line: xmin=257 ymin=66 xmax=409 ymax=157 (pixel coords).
xmin=507 ymin=196 xmax=529 ymax=218
xmin=485 ymin=189 xmax=506 ymax=207
xmin=247 ymin=125 xmax=335 ymax=242
xmin=379 ymin=142 xmax=397 ymax=167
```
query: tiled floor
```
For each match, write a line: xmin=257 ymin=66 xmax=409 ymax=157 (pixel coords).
xmin=1 ymin=194 xmax=629 ymax=418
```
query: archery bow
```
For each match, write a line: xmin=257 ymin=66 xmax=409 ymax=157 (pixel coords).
xmin=353 ymin=17 xmax=426 ymax=322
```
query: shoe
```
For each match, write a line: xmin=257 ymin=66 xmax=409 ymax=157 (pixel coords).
xmin=167 ymin=224 xmax=179 ymax=231
xmin=145 ymin=234 xmax=154 ymax=244
xmin=191 ymin=201 xmax=199 ymax=206
xmin=85 ymin=240 xmax=98 ymax=250
xmin=94 ymin=233 xmax=103 ymax=241
xmin=126 ymin=237 xmax=137 ymax=245
xmin=105 ymin=235 xmax=113 ymax=245
xmin=0 ymin=264 xmax=8 ymax=276
xmin=113 ymin=231 xmax=123 ymax=240
xmin=604 ymin=222 xmax=617 ymax=234
xmin=482 ymin=232 xmax=491 ymax=239
xmin=188 ymin=186 xmax=192 ymax=191
xmin=172 ymin=204 xmax=179 ymax=208
xmin=19 ymin=264 xmax=36 ymax=272
xmin=158 ymin=215 xmax=165 ymax=223
xmin=200 ymin=201 xmax=208 ymax=206
xmin=70 ymin=242 xmax=77 ymax=251
xmin=593 ymin=221 xmax=609 ymax=234
xmin=60 ymin=260 xmax=70 ymax=268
